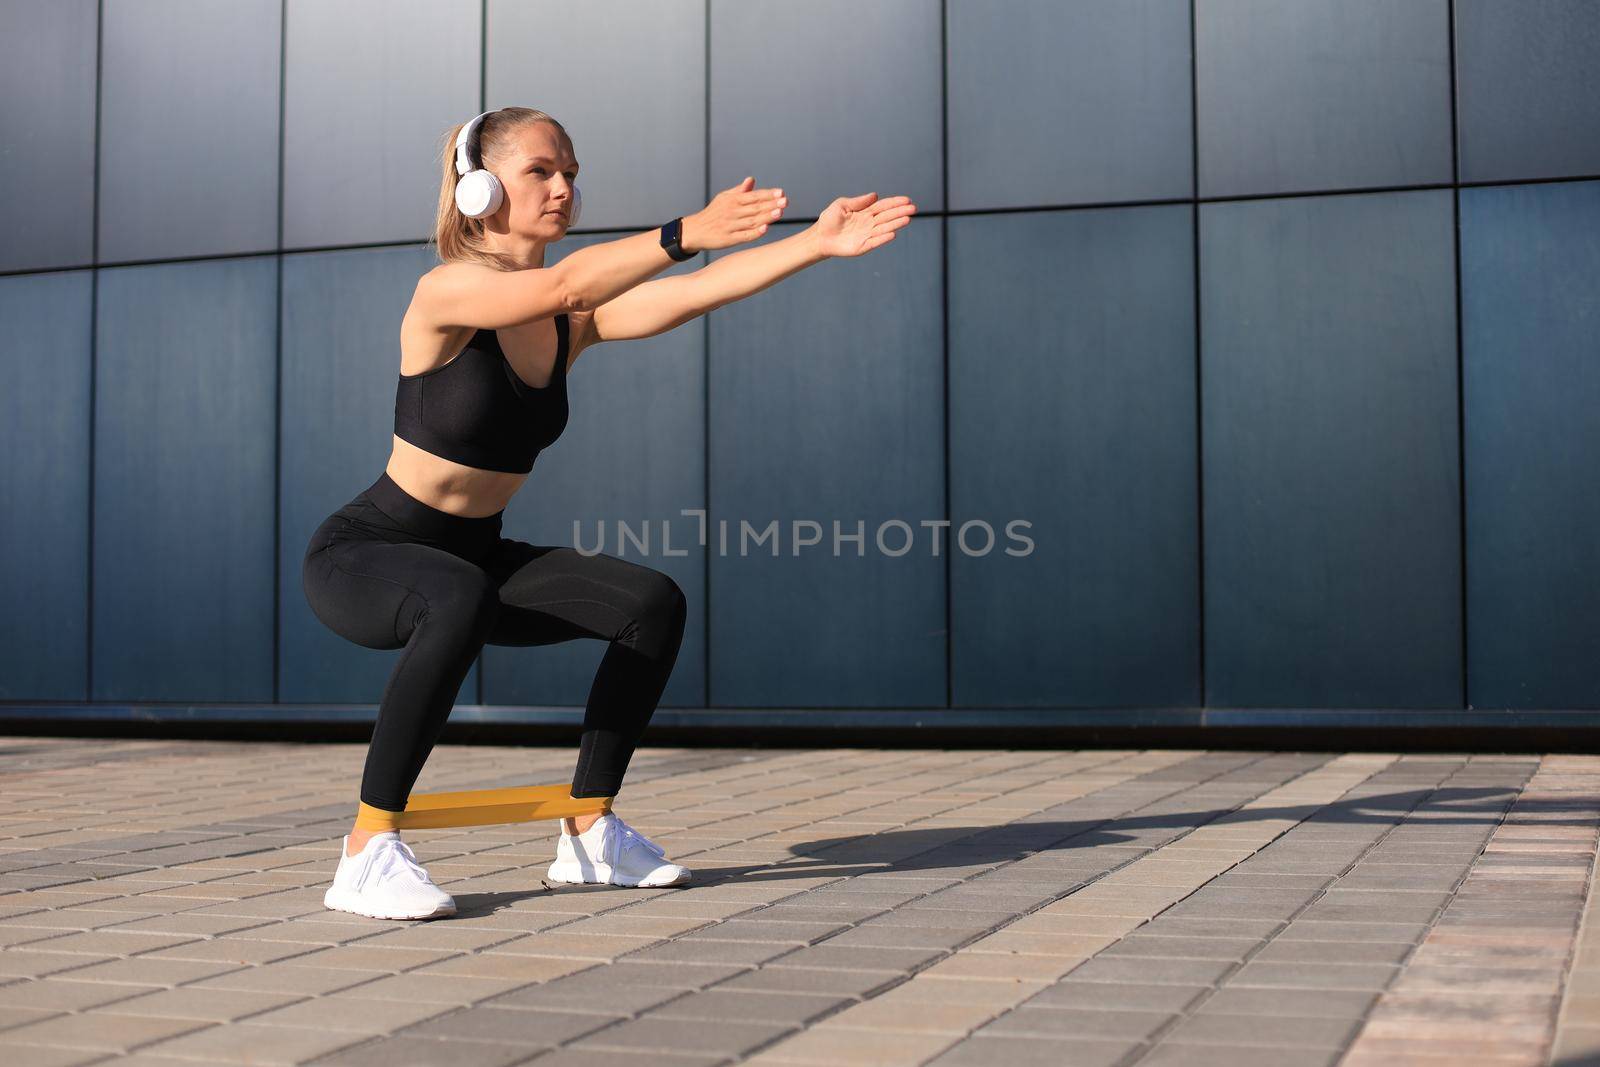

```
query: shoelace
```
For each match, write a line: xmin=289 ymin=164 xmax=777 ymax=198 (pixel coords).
xmin=604 ymin=816 xmax=668 ymax=866
xmin=361 ymin=838 xmax=435 ymax=891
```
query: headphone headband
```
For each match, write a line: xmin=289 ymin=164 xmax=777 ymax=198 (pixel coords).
xmin=454 ymin=109 xmax=498 ymax=176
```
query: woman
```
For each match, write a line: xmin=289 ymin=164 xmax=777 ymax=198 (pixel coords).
xmin=303 ymin=107 xmax=915 ymax=920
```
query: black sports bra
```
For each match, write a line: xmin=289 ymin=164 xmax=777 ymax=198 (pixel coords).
xmin=393 ymin=314 xmax=570 ymax=474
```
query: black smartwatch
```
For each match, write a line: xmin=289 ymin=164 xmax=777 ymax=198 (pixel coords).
xmin=660 ymin=217 xmax=694 ymax=262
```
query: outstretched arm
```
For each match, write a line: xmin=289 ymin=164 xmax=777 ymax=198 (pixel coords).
xmin=587 ymin=192 xmax=916 ymax=346
xmin=588 ymin=228 xmax=825 ymax=345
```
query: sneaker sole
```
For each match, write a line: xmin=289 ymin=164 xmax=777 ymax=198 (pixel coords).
xmin=546 ymin=860 xmax=692 ymax=888
xmin=323 ymin=885 xmax=456 ymax=920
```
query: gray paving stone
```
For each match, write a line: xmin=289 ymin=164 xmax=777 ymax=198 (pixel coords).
xmin=716 ymin=964 xmax=901 ymax=997
xmin=983 ymin=1005 xmax=1171 ymax=1040
xmin=1228 ymin=961 xmax=1401 ymax=990
xmin=646 ymin=988 xmax=852 ymax=1024
xmin=1205 ymin=873 xmax=1333 ymax=891
xmin=398 ymin=1005 xmax=614 ymax=1045
xmin=522 ymin=1049 xmax=724 ymax=1066
xmin=569 ymin=1014 xmax=794 ymax=1055
xmin=1026 ymin=981 xmax=1212 ymax=1013
xmin=1151 ymin=918 xmax=1284 ymax=940
xmin=1357 ymin=856 xmax=1475 ymax=871
xmin=1318 ymin=888 xmax=1453 ymax=908
xmin=1239 ymin=861 xmax=1357 ymax=876
xmin=620 ymin=937 xmax=794 ymax=966
xmin=1160 ymin=899 xmax=1305 ymax=920
xmin=1436 ymin=911 xmax=1577 ymax=929
xmin=1479 ymin=855 xmax=1586 ymax=869
xmin=544 ymin=960 xmax=749 ymax=991
xmin=1364 ymin=845 xmax=1479 ymax=858
xmin=1139 ymin=1043 xmax=1342 ymax=1066
xmin=741 ymin=904 xmax=885 ymax=924
xmin=1472 ymin=905 xmax=1590 ymax=927
xmin=762 ymin=943 xmax=939 ymax=974
xmin=1334 ymin=872 xmax=1464 ymax=891
xmin=820 ymin=924 xmax=979 ymax=949
xmin=692 ymin=919 xmax=850 ymax=943
xmin=0 ymin=978 xmax=156 ymax=1013
xmin=865 ymin=862 xmax=997 ymax=880
xmin=1254 ymin=847 xmax=1367 ymax=863
xmin=1276 ymin=921 xmax=1429 ymax=943
xmin=93 ymin=985 xmax=310 ymax=1024
xmin=1162 ymin=1011 xmax=1362 ymax=1047
xmin=1249 ymin=938 xmax=1412 ymax=964
xmin=317 ymin=1034 xmax=562 ymax=1066
xmin=869 ymin=910 xmax=1013 ymax=931
xmin=913 ymin=889 xmax=1062 ymax=910
xmin=126 ymin=1019 xmax=369 ymax=1062
xmin=807 ymin=888 xmax=925 ymax=906
xmin=925 ymin=1034 xmax=1135 ymax=1067
xmin=857 ymin=876 xmax=966 ymax=895
xmin=1065 ymin=956 xmax=1235 ymax=986
xmin=1183 ymin=887 xmax=1318 ymax=906
xmin=1100 ymin=935 xmax=1260 ymax=961
xmin=481 ymin=979 xmax=682 ymax=1016
xmin=1195 ymin=986 xmax=1379 ymax=1019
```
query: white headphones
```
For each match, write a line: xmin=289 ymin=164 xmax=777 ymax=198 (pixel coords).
xmin=454 ymin=109 xmax=582 ymax=226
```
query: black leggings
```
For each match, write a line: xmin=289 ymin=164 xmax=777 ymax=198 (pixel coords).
xmin=301 ymin=471 xmax=687 ymax=811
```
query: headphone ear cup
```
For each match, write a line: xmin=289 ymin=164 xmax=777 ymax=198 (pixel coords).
xmin=455 ymin=170 xmax=504 ymax=219
xmin=568 ymin=184 xmax=581 ymax=228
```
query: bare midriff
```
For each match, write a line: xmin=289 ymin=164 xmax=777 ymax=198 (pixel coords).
xmin=384 ymin=438 xmax=528 ymax=519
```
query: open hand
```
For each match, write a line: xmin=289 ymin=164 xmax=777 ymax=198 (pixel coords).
xmin=683 ymin=177 xmax=787 ymax=252
xmin=811 ymin=193 xmax=916 ymax=258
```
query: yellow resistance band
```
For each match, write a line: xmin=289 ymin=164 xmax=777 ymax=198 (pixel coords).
xmin=356 ymin=784 xmax=613 ymax=832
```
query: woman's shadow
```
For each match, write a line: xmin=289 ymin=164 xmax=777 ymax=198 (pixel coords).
xmin=453 ymin=783 xmax=1541 ymax=912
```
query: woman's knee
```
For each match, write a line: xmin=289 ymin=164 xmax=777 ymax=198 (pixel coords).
xmin=625 ymin=571 xmax=687 ymax=660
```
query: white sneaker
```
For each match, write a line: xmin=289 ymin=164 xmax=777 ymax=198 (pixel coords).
xmin=546 ymin=812 xmax=691 ymax=888
xmin=323 ymin=831 xmax=457 ymax=920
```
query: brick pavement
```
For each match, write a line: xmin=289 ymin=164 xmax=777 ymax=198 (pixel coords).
xmin=0 ymin=737 xmax=1597 ymax=1066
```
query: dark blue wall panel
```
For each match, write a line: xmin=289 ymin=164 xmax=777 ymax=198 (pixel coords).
xmin=711 ymin=0 xmax=942 ymax=219
xmin=93 ymin=258 xmax=278 ymax=700
xmin=98 ymin=0 xmax=281 ymax=264
xmin=0 ymin=0 xmax=98 ymax=273
xmin=486 ymin=234 xmax=709 ymax=709
xmin=488 ymin=0 xmax=706 ymax=235
xmin=1462 ymin=180 xmax=1600 ymax=709
xmin=1196 ymin=0 xmax=1453 ymax=198
xmin=0 ymin=272 xmax=93 ymax=699
xmin=950 ymin=205 xmax=1199 ymax=707
xmin=1201 ymin=190 xmax=1460 ymax=708
xmin=1456 ymin=0 xmax=1600 ymax=184
xmin=282 ymin=0 xmax=479 ymax=250
xmin=708 ymin=222 xmax=946 ymax=707
xmin=278 ymin=245 xmax=446 ymax=704
xmin=948 ymin=0 xmax=1192 ymax=210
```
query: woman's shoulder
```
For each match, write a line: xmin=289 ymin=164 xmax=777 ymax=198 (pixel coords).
xmin=409 ymin=262 xmax=489 ymax=329
xmin=410 ymin=258 xmax=570 ymax=336
xmin=417 ymin=259 xmax=495 ymax=297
